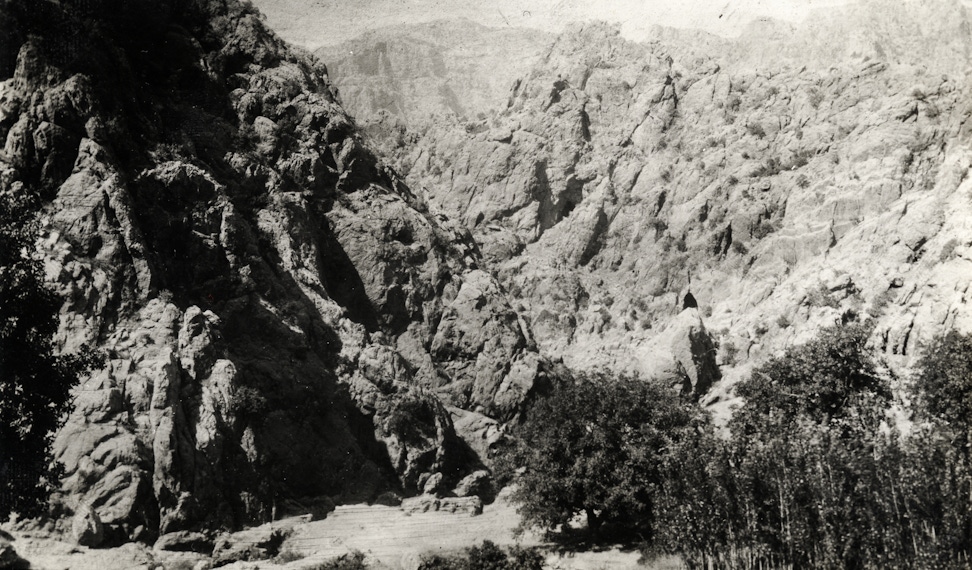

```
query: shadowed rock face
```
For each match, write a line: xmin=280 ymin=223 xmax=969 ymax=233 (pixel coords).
xmin=0 ymin=0 xmax=547 ymax=539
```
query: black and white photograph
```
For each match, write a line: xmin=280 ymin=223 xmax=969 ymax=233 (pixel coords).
xmin=1 ymin=0 xmax=971 ymax=568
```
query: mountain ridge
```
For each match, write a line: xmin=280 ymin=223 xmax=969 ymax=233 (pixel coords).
xmin=0 ymin=0 xmax=549 ymax=542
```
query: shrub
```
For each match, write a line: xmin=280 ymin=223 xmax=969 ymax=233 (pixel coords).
xmin=385 ymin=392 xmax=437 ymax=445
xmin=745 ymin=122 xmax=766 ymax=139
xmin=808 ymin=87 xmax=824 ymax=108
xmin=466 ymin=541 xmax=509 ymax=570
xmin=314 ymin=551 xmax=368 ymax=570
xmin=750 ymin=157 xmax=783 ymax=177
xmin=751 ymin=219 xmax=776 ymax=240
xmin=806 ymin=282 xmax=839 ymax=308
xmin=505 ymin=546 xmax=543 ymax=570
xmin=228 ymin=385 xmax=269 ymax=418
xmin=276 ymin=548 xmax=306 ymax=563
xmin=416 ymin=543 xmax=543 ymax=570
xmin=722 ymin=340 xmax=738 ymax=365
xmin=939 ymin=238 xmax=960 ymax=261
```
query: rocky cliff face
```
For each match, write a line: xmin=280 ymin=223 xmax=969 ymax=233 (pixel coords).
xmin=315 ymin=20 xmax=552 ymax=126
xmin=356 ymin=11 xmax=972 ymax=403
xmin=0 ymin=0 xmax=547 ymax=541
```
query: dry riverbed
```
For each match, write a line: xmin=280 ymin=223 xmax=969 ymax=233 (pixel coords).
xmin=6 ymin=492 xmax=680 ymax=570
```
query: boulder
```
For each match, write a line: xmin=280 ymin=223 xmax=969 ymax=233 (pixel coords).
xmin=400 ymin=495 xmax=483 ymax=516
xmin=422 ymin=473 xmax=445 ymax=496
xmin=71 ymin=504 xmax=104 ymax=548
xmin=154 ymin=531 xmax=214 ymax=555
xmin=0 ymin=533 xmax=28 ymax=570
xmin=373 ymin=491 xmax=403 ymax=507
xmin=453 ymin=470 xmax=492 ymax=499
xmin=212 ymin=524 xmax=291 ymax=566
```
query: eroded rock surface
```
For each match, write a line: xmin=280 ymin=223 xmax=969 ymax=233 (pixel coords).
xmin=357 ymin=12 xmax=972 ymax=394
xmin=0 ymin=0 xmax=544 ymax=538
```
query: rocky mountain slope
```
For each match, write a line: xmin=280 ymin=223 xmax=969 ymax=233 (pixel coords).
xmin=0 ymin=0 xmax=551 ymax=543
xmin=358 ymin=4 xmax=972 ymax=402
xmin=315 ymin=20 xmax=552 ymax=126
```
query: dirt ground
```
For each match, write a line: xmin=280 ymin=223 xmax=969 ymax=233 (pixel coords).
xmin=6 ymin=491 xmax=685 ymax=570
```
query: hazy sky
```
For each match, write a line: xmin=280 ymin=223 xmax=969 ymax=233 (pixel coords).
xmin=251 ymin=0 xmax=853 ymax=49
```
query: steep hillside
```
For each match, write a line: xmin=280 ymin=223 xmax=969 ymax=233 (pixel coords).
xmin=315 ymin=20 xmax=552 ymax=126
xmin=0 ymin=0 xmax=548 ymax=542
xmin=372 ymin=17 xmax=972 ymax=402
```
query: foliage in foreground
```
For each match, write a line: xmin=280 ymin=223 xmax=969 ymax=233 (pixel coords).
xmin=502 ymin=322 xmax=972 ymax=569
xmin=0 ymin=189 xmax=101 ymax=521
xmin=418 ymin=541 xmax=544 ymax=570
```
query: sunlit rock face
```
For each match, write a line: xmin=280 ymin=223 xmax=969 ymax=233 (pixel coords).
xmin=350 ymin=7 xmax=972 ymax=398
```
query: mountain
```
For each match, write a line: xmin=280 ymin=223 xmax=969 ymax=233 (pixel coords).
xmin=0 ymin=0 xmax=549 ymax=542
xmin=727 ymin=0 xmax=972 ymax=74
xmin=365 ymin=15 xmax=972 ymax=411
xmin=5 ymin=0 xmax=972 ymax=554
xmin=315 ymin=20 xmax=552 ymax=126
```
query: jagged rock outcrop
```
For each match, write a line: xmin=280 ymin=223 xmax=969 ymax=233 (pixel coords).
xmin=0 ymin=0 xmax=544 ymax=539
xmin=356 ymin=15 xmax=972 ymax=393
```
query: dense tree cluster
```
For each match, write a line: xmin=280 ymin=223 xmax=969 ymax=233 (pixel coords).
xmin=503 ymin=323 xmax=972 ymax=569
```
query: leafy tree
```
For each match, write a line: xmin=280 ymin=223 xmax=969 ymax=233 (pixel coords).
xmin=904 ymin=331 xmax=972 ymax=563
xmin=0 ymin=188 xmax=99 ymax=520
xmin=732 ymin=321 xmax=890 ymax=434
xmin=501 ymin=372 xmax=700 ymax=539
xmin=912 ymin=331 xmax=972 ymax=438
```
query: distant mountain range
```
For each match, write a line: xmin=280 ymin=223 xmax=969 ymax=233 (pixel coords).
xmin=315 ymin=20 xmax=552 ymax=124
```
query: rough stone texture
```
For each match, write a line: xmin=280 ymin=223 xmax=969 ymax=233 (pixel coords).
xmin=0 ymin=532 xmax=28 ymax=570
xmin=400 ymin=495 xmax=483 ymax=516
xmin=452 ymin=470 xmax=491 ymax=499
xmin=70 ymin=504 xmax=104 ymax=548
xmin=358 ymin=14 xmax=972 ymax=398
xmin=0 ymin=0 xmax=544 ymax=537
xmin=153 ymin=531 xmax=214 ymax=555
xmin=211 ymin=521 xmax=295 ymax=566
xmin=315 ymin=20 xmax=552 ymax=127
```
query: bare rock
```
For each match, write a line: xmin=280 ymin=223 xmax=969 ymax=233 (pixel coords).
xmin=400 ymin=495 xmax=483 ymax=516
xmin=211 ymin=524 xmax=291 ymax=566
xmin=154 ymin=531 xmax=214 ymax=555
xmin=422 ymin=473 xmax=445 ymax=496
xmin=0 ymin=533 xmax=28 ymax=570
xmin=453 ymin=470 xmax=492 ymax=499
xmin=4 ymin=0 xmax=553 ymax=537
xmin=373 ymin=491 xmax=404 ymax=507
xmin=71 ymin=504 xmax=104 ymax=548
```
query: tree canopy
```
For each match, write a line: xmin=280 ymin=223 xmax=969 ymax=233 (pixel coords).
xmin=500 ymin=371 xmax=701 ymax=539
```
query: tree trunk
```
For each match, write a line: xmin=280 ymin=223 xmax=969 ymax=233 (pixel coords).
xmin=585 ymin=507 xmax=601 ymax=538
